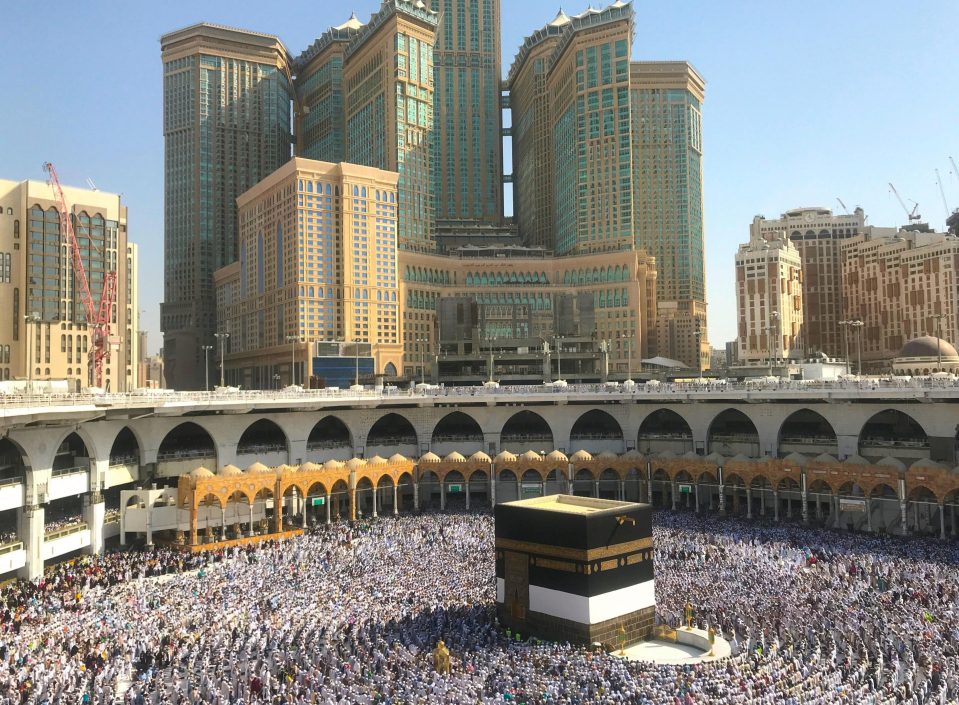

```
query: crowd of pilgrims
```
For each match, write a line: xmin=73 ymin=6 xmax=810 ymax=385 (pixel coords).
xmin=0 ymin=510 xmax=956 ymax=705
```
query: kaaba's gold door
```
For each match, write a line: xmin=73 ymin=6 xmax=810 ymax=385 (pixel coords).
xmin=504 ymin=551 xmax=529 ymax=621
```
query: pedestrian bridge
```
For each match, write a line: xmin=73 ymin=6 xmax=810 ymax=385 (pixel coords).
xmin=0 ymin=380 xmax=958 ymax=578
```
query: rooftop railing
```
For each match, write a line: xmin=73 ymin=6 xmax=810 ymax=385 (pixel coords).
xmin=2 ymin=377 xmax=959 ymax=412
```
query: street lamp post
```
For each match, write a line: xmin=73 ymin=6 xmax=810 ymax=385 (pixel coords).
xmin=933 ymin=313 xmax=946 ymax=372
xmin=24 ymin=312 xmax=40 ymax=386
xmin=214 ymin=332 xmax=230 ymax=388
xmin=555 ymin=335 xmax=564 ymax=381
xmin=272 ymin=373 xmax=281 ymax=390
xmin=767 ymin=312 xmax=779 ymax=377
xmin=416 ymin=336 xmax=429 ymax=386
xmin=850 ymin=320 xmax=864 ymax=376
xmin=839 ymin=321 xmax=851 ymax=376
xmin=286 ymin=335 xmax=300 ymax=387
xmin=201 ymin=345 xmax=213 ymax=392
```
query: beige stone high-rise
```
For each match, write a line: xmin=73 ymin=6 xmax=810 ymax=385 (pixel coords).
xmin=750 ymin=207 xmax=871 ymax=358
xmin=0 ymin=178 xmax=138 ymax=391
xmin=735 ymin=229 xmax=804 ymax=366
xmin=215 ymin=159 xmax=402 ymax=387
xmin=840 ymin=229 xmax=959 ymax=370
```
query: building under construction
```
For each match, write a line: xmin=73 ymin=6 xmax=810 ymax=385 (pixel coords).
xmin=0 ymin=174 xmax=138 ymax=392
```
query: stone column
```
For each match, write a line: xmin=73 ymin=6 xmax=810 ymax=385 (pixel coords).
xmin=941 ymin=504 xmax=947 ymax=540
xmin=866 ymin=497 xmax=873 ymax=533
xmin=17 ymin=504 xmax=44 ymax=581
xmin=83 ymin=490 xmax=105 ymax=556
xmin=773 ymin=490 xmax=780 ymax=521
xmin=619 ymin=480 xmax=625 ymax=501
xmin=220 ymin=506 xmax=226 ymax=539
xmin=516 ymin=479 xmax=521 ymax=500
xmin=913 ymin=502 xmax=920 ymax=534
xmin=760 ymin=489 xmax=766 ymax=517
xmin=440 ymin=481 xmax=446 ymax=511
xmin=371 ymin=486 xmax=378 ymax=518
xmin=489 ymin=470 xmax=496 ymax=506
xmin=671 ymin=481 xmax=677 ymax=511
xmin=325 ymin=493 xmax=331 ymax=524
xmin=746 ymin=487 xmax=753 ymax=519
xmin=465 ymin=482 xmax=471 ymax=510
xmin=393 ymin=484 xmax=399 ymax=516
xmin=349 ymin=489 xmax=357 ymax=522
xmin=191 ymin=503 xmax=200 ymax=545
xmin=274 ymin=491 xmax=284 ymax=533
xmin=248 ymin=503 xmax=255 ymax=537
xmin=718 ymin=483 xmax=726 ymax=515
xmin=414 ymin=480 xmax=421 ymax=512
xmin=800 ymin=473 xmax=809 ymax=524
xmin=694 ymin=482 xmax=700 ymax=514
xmin=145 ymin=502 xmax=153 ymax=547
xmin=593 ymin=480 xmax=600 ymax=498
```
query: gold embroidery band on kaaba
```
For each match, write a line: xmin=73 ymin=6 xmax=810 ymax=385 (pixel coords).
xmin=494 ymin=537 xmax=654 ymax=562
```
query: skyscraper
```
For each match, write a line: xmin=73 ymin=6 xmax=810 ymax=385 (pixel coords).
xmin=294 ymin=15 xmax=364 ymax=162
xmin=160 ymin=24 xmax=293 ymax=390
xmin=508 ymin=3 xmax=708 ymax=369
xmin=508 ymin=3 xmax=635 ymax=255
xmin=631 ymin=61 xmax=707 ymax=369
xmin=429 ymin=0 xmax=503 ymax=224
xmin=342 ymin=1 xmax=438 ymax=253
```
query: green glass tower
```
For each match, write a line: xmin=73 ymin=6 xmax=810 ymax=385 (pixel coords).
xmin=430 ymin=0 xmax=503 ymax=223
xmin=294 ymin=14 xmax=364 ymax=162
xmin=343 ymin=1 xmax=438 ymax=253
xmin=161 ymin=24 xmax=293 ymax=390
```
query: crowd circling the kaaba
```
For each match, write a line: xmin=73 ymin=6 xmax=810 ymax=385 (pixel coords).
xmin=0 ymin=510 xmax=956 ymax=705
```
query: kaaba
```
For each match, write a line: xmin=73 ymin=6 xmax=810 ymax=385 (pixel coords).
xmin=494 ymin=494 xmax=655 ymax=647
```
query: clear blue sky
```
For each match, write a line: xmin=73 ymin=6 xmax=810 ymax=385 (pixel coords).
xmin=2 ymin=1 xmax=957 ymax=354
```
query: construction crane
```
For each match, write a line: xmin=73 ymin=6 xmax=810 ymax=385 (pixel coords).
xmin=935 ymin=169 xmax=950 ymax=218
xmin=888 ymin=182 xmax=921 ymax=223
xmin=42 ymin=162 xmax=118 ymax=389
xmin=836 ymin=197 xmax=850 ymax=215
xmin=951 ymin=157 xmax=959 ymax=186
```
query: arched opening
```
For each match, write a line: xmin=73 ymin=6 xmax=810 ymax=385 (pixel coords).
xmin=650 ymin=468 xmax=670 ymax=507
xmin=722 ymin=473 xmax=746 ymax=516
xmin=569 ymin=410 xmax=624 ymax=454
xmin=0 ymin=438 xmax=26 ymax=546
xmin=572 ymin=468 xmax=594 ymax=497
xmin=385 ymin=362 xmax=398 ymax=377
xmin=281 ymin=484 xmax=304 ymax=530
xmin=419 ymin=470 xmax=440 ymax=510
xmin=806 ymin=479 xmax=834 ymax=526
xmin=749 ymin=475 xmax=774 ymax=518
xmin=598 ymin=468 xmax=619 ymax=500
xmin=307 ymin=416 xmax=353 ymax=461
xmin=53 ymin=432 xmax=89 ymax=473
xmin=496 ymin=469 xmax=518 ymax=502
xmin=778 ymin=410 xmax=837 ymax=456
xmin=252 ymin=487 xmax=275 ymax=535
xmin=355 ymin=477 xmax=375 ymax=519
xmin=444 ymin=470 xmax=467 ymax=509
xmin=638 ymin=409 xmax=693 ymax=455
xmin=944 ymin=489 xmax=959 ymax=538
xmin=109 ymin=428 xmax=140 ymax=466
xmin=869 ymin=483 xmax=900 ymax=534
xmin=237 ymin=419 xmax=288 ymax=460
xmin=500 ymin=411 xmax=553 ymax=453
xmin=196 ymin=493 xmax=226 ymax=544
xmin=304 ymin=481 xmax=329 ymax=527
xmin=834 ymin=481 xmax=867 ymax=532
xmin=157 ymin=423 xmax=216 ymax=469
xmin=707 ymin=410 xmax=759 ymax=457
xmin=624 ymin=468 xmax=643 ymax=502
xmin=671 ymin=470 xmax=693 ymax=510
xmin=375 ymin=474 xmax=396 ymax=515
xmin=859 ymin=410 xmax=929 ymax=462
xmin=366 ymin=414 xmax=418 ymax=457
xmin=777 ymin=477 xmax=801 ymax=521
xmin=330 ymin=479 xmax=349 ymax=521
xmin=697 ymin=471 xmax=719 ymax=512
xmin=431 ymin=412 xmax=484 ymax=456
xmin=908 ymin=486 xmax=940 ymax=536
xmin=520 ymin=469 xmax=543 ymax=499
xmin=468 ymin=469 xmax=490 ymax=508
xmin=397 ymin=473 xmax=416 ymax=513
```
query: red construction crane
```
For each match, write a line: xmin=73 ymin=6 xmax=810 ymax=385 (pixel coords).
xmin=43 ymin=162 xmax=117 ymax=389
